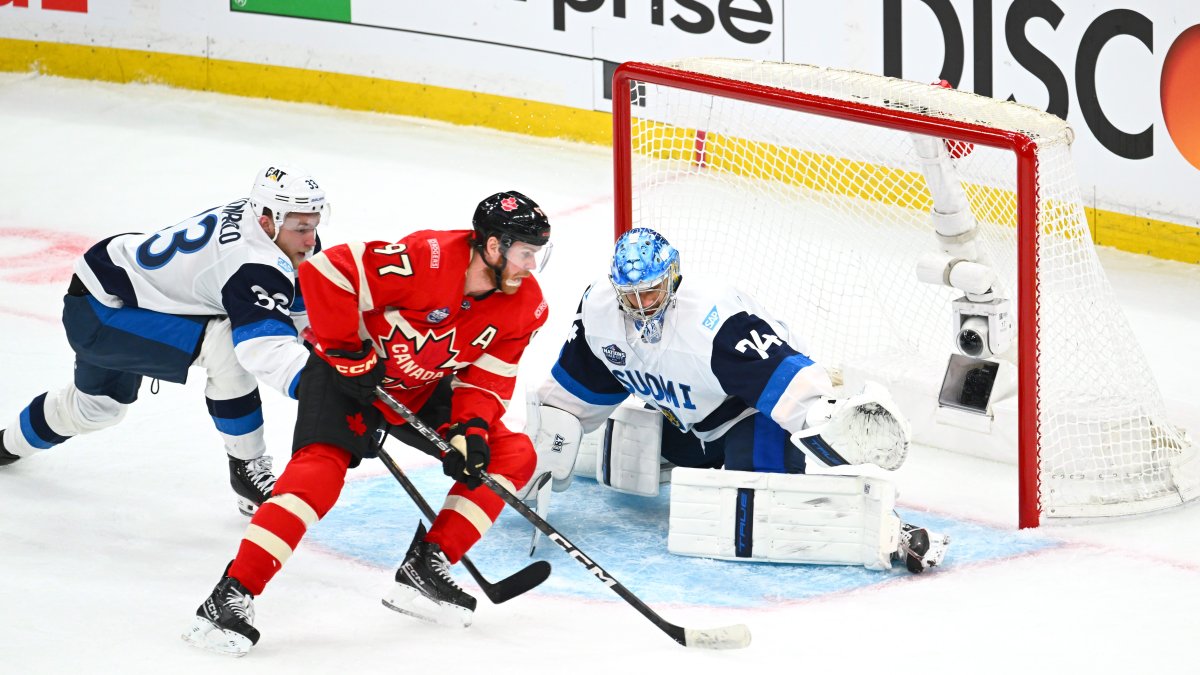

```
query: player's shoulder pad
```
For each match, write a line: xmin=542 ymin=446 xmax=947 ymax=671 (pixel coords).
xmin=514 ymin=274 xmax=550 ymax=331
xmin=579 ymin=276 xmax=617 ymax=317
xmin=396 ymin=228 xmax=473 ymax=274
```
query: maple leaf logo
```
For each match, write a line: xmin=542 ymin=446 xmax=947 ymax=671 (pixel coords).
xmin=381 ymin=312 xmax=464 ymax=370
xmin=500 ymin=196 xmax=518 ymax=211
xmin=346 ymin=413 xmax=367 ymax=437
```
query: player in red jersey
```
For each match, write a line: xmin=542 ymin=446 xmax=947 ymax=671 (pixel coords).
xmin=184 ymin=191 xmax=552 ymax=656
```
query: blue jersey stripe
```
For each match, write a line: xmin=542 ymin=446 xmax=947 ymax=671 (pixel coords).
xmin=211 ymin=409 xmax=265 ymax=437
xmin=19 ymin=394 xmax=69 ymax=449
xmin=754 ymin=353 xmax=816 ymax=415
xmin=232 ymin=318 xmax=298 ymax=346
xmin=86 ymin=296 xmax=206 ymax=354
xmin=287 ymin=370 xmax=302 ymax=400
xmin=552 ymin=362 xmax=629 ymax=406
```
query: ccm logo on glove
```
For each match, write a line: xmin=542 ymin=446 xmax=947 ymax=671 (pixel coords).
xmin=334 ymin=352 xmax=378 ymax=375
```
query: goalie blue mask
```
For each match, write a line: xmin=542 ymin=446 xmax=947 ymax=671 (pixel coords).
xmin=610 ymin=228 xmax=681 ymax=342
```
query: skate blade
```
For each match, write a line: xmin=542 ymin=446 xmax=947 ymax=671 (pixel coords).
xmin=381 ymin=585 xmax=473 ymax=628
xmin=237 ymin=497 xmax=258 ymax=517
xmin=182 ymin=616 xmax=253 ymax=657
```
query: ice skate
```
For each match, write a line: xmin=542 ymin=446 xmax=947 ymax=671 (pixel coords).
xmin=382 ymin=523 xmax=476 ymax=627
xmin=183 ymin=570 xmax=260 ymax=657
xmin=896 ymin=523 xmax=950 ymax=573
xmin=229 ymin=455 xmax=276 ymax=516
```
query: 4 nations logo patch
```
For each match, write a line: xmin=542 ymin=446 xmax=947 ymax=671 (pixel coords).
xmin=427 ymin=307 xmax=451 ymax=323
xmin=602 ymin=343 xmax=627 ymax=366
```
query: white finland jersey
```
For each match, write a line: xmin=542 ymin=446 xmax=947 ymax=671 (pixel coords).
xmin=72 ymin=198 xmax=310 ymax=398
xmin=539 ymin=277 xmax=834 ymax=441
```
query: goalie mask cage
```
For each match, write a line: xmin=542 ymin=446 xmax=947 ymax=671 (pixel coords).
xmin=611 ymin=59 xmax=1199 ymax=528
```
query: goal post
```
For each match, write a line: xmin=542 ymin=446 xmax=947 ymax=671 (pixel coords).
xmin=611 ymin=59 xmax=1199 ymax=528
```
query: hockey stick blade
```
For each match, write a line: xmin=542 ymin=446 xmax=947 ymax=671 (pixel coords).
xmin=375 ymin=387 xmax=752 ymax=650
xmin=376 ymin=444 xmax=551 ymax=604
xmin=682 ymin=624 xmax=753 ymax=650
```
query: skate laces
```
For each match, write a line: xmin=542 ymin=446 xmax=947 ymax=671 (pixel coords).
xmin=242 ymin=456 xmax=276 ymax=492
xmin=222 ymin=582 xmax=255 ymax=624
xmin=428 ymin=546 xmax=464 ymax=592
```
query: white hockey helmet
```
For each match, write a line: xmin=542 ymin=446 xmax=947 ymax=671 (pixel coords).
xmin=248 ymin=164 xmax=330 ymax=238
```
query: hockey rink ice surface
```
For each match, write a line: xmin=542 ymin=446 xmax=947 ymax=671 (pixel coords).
xmin=2 ymin=73 xmax=1199 ymax=673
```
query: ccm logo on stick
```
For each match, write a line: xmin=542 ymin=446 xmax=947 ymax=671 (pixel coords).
xmin=548 ymin=533 xmax=617 ymax=587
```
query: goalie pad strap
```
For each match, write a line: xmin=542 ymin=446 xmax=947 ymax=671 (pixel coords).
xmin=668 ymin=468 xmax=900 ymax=569
xmin=598 ymin=404 xmax=665 ymax=497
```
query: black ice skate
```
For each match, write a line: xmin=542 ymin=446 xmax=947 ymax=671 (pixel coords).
xmin=382 ymin=523 xmax=477 ymax=627
xmin=896 ymin=523 xmax=951 ymax=574
xmin=0 ymin=431 xmax=19 ymax=466
xmin=229 ymin=455 xmax=276 ymax=516
xmin=182 ymin=569 xmax=260 ymax=657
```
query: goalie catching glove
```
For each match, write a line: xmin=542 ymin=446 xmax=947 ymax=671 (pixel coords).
xmin=443 ymin=418 xmax=491 ymax=490
xmin=316 ymin=339 xmax=387 ymax=406
xmin=791 ymin=381 xmax=911 ymax=470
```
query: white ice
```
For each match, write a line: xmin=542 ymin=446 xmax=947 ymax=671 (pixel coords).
xmin=1 ymin=73 xmax=1199 ymax=674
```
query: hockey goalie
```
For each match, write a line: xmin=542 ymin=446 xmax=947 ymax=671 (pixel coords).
xmin=523 ymin=228 xmax=949 ymax=573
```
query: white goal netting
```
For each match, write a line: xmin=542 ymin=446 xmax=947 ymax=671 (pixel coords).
xmin=617 ymin=58 xmax=1199 ymax=522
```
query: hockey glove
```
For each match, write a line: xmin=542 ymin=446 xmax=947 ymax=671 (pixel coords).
xmin=444 ymin=418 xmax=491 ymax=490
xmin=792 ymin=381 xmax=911 ymax=470
xmin=317 ymin=340 xmax=387 ymax=406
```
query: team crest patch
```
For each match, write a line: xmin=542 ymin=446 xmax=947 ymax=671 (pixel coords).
xmin=602 ymin=343 xmax=626 ymax=366
xmin=427 ymin=307 xmax=451 ymax=323
xmin=702 ymin=306 xmax=719 ymax=330
xmin=277 ymin=257 xmax=295 ymax=274
xmin=660 ymin=407 xmax=684 ymax=430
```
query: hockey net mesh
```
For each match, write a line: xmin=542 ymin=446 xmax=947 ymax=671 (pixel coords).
xmin=620 ymin=58 xmax=1198 ymax=519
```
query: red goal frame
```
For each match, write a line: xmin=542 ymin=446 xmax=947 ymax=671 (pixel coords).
xmin=611 ymin=61 xmax=1045 ymax=528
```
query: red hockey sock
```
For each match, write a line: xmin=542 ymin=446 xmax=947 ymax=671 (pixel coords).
xmin=228 ymin=443 xmax=351 ymax=595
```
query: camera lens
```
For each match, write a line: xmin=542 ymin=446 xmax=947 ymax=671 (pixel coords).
xmin=958 ymin=329 xmax=984 ymax=356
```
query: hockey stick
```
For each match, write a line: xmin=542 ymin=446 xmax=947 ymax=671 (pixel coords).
xmin=376 ymin=442 xmax=551 ymax=604
xmin=375 ymin=386 xmax=751 ymax=650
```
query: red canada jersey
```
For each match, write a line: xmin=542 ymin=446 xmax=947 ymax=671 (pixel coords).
xmin=298 ymin=229 xmax=548 ymax=429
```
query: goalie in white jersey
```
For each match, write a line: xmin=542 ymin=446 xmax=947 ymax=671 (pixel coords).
xmin=0 ymin=165 xmax=325 ymax=517
xmin=527 ymin=228 xmax=949 ymax=573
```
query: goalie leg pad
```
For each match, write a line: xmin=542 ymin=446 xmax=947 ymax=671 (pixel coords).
xmin=668 ymin=467 xmax=901 ymax=570
xmin=520 ymin=404 xmax=585 ymax=498
xmin=598 ymin=404 xmax=668 ymax=497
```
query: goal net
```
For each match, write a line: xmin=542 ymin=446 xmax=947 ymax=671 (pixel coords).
xmin=612 ymin=58 xmax=1199 ymax=527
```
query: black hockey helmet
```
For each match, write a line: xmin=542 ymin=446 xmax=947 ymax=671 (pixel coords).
xmin=472 ymin=191 xmax=551 ymax=249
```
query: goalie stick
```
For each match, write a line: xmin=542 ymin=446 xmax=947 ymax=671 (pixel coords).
xmin=376 ymin=443 xmax=551 ymax=604
xmin=375 ymin=386 xmax=751 ymax=650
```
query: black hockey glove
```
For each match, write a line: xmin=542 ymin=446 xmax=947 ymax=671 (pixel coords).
xmin=317 ymin=340 xmax=387 ymax=406
xmin=443 ymin=418 xmax=491 ymax=490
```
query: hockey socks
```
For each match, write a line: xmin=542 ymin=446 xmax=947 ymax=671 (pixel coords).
xmin=228 ymin=443 xmax=350 ymax=594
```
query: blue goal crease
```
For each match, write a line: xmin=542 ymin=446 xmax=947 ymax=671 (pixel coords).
xmin=307 ymin=468 xmax=1062 ymax=608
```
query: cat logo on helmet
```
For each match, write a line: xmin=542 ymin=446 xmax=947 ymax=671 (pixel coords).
xmin=265 ymin=167 xmax=287 ymax=182
xmin=500 ymin=197 xmax=518 ymax=211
